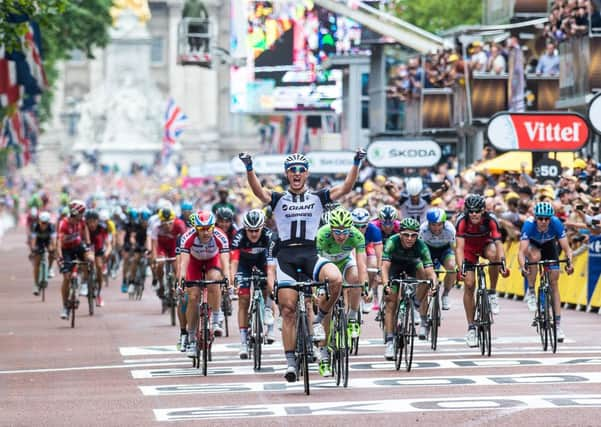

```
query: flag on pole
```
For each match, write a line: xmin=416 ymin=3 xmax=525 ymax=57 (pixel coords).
xmin=163 ymin=98 xmax=188 ymax=144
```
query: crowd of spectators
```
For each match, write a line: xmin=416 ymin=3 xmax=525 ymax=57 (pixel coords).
xmin=544 ymin=0 xmax=601 ymax=43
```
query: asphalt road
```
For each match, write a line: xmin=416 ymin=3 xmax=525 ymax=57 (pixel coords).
xmin=2 ymin=227 xmax=601 ymax=427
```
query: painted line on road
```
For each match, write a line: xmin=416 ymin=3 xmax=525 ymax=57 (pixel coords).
xmin=131 ymin=356 xmax=601 ymax=379
xmin=122 ymin=347 xmax=601 ymax=364
xmin=153 ymin=394 xmax=601 ymax=421
xmin=119 ymin=336 xmax=580 ymax=356
xmin=140 ymin=371 xmax=601 ymax=396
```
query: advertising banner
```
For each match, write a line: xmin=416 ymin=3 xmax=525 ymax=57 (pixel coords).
xmin=366 ymin=139 xmax=442 ymax=168
xmin=487 ymin=112 xmax=590 ymax=152
xmin=588 ymin=92 xmax=601 ymax=135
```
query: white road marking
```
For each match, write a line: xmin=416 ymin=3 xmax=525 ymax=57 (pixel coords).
xmin=139 ymin=371 xmax=601 ymax=396
xmin=130 ymin=356 xmax=601 ymax=379
xmin=153 ymin=394 xmax=601 ymax=421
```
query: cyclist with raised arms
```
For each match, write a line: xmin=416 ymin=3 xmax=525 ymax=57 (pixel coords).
xmin=178 ymin=211 xmax=232 ymax=357
xmin=456 ymin=194 xmax=509 ymax=348
xmin=239 ymin=149 xmax=365 ymax=382
xmin=352 ymin=207 xmax=383 ymax=312
xmin=57 ymin=200 xmax=93 ymax=320
xmin=30 ymin=211 xmax=57 ymax=296
xmin=420 ymin=207 xmax=457 ymax=311
xmin=231 ymin=209 xmax=276 ymax=359
xmin=518 ymin=202 xmax=573 ymax=342
xmin=316 ymin=207 xmax=368 ymax=376
xmin=380 ymin=217 xmax=438 ymax=359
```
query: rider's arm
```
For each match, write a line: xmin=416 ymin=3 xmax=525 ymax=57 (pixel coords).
xmin=558 ymin=236 xmax=573 ymax=264
xmin=330 ymin=164 xmax=360 ymax=200
xmin=517 ymin=239 xmax=529 ymax=271
xmin=219 ymin=251 xmax=233 ymax=286
xmin=455 ymin=236 xmax=465 ymax=273
xmin=374 ymin=242 xmax=383 ymax=269
xmin=105 ymin=232 xmax=112 ymax=257
xmin=151 ymin=238 xmax=158 ymax=260
xmin=177 ymin=252 xmax=190 ymax=283
xmin=356 ymin=250 xmax=368 ymax=285
xmin=246 ymin=169 xmax=271 ymax=204
xmin=230 ymin=258 xmax=239 ymax=285
xmin=381 ymin=260 xmax=391 ymax=285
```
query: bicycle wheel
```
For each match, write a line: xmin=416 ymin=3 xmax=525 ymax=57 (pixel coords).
xmin=88 ymin=270 xmax=96 ymax=316
xmin=202 ymin=303 xmax=209 ymax=376
xmin=69 ymin=281 xmax=77 ymax=328
xmin=222 ymin=293 xmax=231 ymax=337
xmin=547 ymin=287 xmax=557 ymax=353
xmin=39 ymin=262 xmax=47 ymax=303
xmin=299 ymin=313 xmax=310 ymax=395
xmin=253 ymin=304 xmax=263 ymax=371
xmin=537 ymin=287 xmax=548 ymax=351
xmin=351 ymin=310 xmax=361 ymax=356
xmin=404 ymin=299 xmax=415 ymax=371
xmin=430 ymin=294 xmax=440 ymax=351
xmin=378 ymin=300 xmax=386 ymax=342
xmin=479 ymin=290 xmax=492 ymax=357
xmin=332 ymin=311 xmax=341 ymax=386
xmin=339 ymin=313 xmax=349 ymax=388
xmin=394 ymin=303 xmax=405 ymax=371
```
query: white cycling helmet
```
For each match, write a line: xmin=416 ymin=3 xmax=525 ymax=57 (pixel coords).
xmin=351 ymin=208 xmax=370 ymax=226
xmin=406 ymin=177 xmax=423 ymax=196
xmin=39 ymin=211 xmax=51 ymax=223
xmin=99 ymin=209 xmax=110 ymax=222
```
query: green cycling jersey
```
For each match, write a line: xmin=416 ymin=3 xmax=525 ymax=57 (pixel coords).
xmin=316 ymin=225 xmax=365 ymax=266
xmin=383 ymin=235 xmax=433 ymax=268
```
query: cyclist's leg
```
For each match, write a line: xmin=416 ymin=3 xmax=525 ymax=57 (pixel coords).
xmin=343 ymin=263 xmax=361 ymax=317
xmin=415 ymin=264 xmax=429 ymax=325
xmin=95 ymin=254 xmax=104 ymax=294
xmin=316 ymin=259 xmax=342 ymax=314
xmin=236 ymin=271 xmax=251 ymax=346
xmin=542 ymin=242 xmax=562 ymax=329
xmin=129 ymin=251 xmax=141 ymax=285
xmin=525 ymin=245 xmax=541 ymax=295
xmin=442 ymin=250 xmax=457 ymax=298
xmin=483 ymin=242 xmax=501 ymax=292
xmin=60 ymin=249 xmax=75 ymax=309
xmin=32 ymin=251 xmax=41 ymax=287
xmin=121 ymin=245 xmax=131 ymax=287
xmin=275 ymin=254 xmax=300 ymax=373
xmin=462 ymin=262 xmax=477 ymax=326
xmin=206 ymin=267 xmax=224 ymax=330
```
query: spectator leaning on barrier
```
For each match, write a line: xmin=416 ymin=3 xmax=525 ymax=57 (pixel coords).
xmin=486 ymin=43 xmax=507 ymax=74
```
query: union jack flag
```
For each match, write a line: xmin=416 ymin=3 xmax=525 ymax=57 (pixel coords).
xmin=163 ymin=98 xmax=188 ymax=144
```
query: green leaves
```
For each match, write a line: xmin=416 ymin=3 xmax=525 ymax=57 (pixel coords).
xmin=389 ymin=0 xmax=482 ymax=34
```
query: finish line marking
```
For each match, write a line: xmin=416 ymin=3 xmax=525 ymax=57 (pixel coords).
xmin=153 ymin=394 xmax=601 ymax=421
xmin=130 ymin=356 xmax=601 ymax=379
xmin=140 ymin=371 xmax=601 ymax=396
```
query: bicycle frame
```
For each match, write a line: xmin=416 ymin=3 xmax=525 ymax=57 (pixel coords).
xmin=469 ymin=261 xmax=503 ymax=357
xmin=156 ymin=257 xmax=177 ymax=325
xmin=241 ymin=271 xmax=268 ymax=371
xmin=37 ymin=249 xmax=49 ymax=302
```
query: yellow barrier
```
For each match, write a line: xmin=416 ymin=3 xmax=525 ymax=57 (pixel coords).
xmin=588 ymin=267 xmax=601 ymax=309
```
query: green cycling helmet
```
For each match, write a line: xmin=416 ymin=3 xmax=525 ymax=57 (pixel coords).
xmin=399 ymin=217 xmax=420 ymax=232
xmin=329 ymin=207 xmax=353 ymax=228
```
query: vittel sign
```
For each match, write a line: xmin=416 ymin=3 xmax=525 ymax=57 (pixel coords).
xmin=487 ymin=112 xmax=590 ymax=152
xmin=588 ymin=92 xmax=601 ymax=135
xmin=366 ymin=139 xmax=442 ymax=168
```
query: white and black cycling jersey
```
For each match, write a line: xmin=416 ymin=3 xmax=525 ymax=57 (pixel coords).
xmin=270 ymin=189 xmax=331 ymax=247
xmin=419 ymin=220 xmax=456 ymax=248
xmin=399 ymin=192 xmax=432 ymax=222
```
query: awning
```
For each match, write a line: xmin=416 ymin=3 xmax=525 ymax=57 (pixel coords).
xmin=473 ymin=151 xmax=576 ymax=174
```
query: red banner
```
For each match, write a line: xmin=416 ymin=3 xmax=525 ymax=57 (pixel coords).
xmin=487 ymin=112 xmax=589 ymax=151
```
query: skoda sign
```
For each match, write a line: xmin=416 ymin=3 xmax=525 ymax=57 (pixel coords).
xmin=588 ymin=92 xmax=601 ymax=135
xmin=487 ymin=112 xmax=590 ymax=152
xmin=366 ymin=139 xmax=442 ymax=168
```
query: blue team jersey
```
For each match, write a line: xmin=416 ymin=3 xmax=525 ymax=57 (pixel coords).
xmin=520 ymin=216 xmax=566 ymax=244
xmin=364 ymin=222 xmax=383 ymax=245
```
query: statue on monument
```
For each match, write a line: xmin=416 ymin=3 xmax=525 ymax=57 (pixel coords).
xmin=110 ymin=0 xmax=151 ymax=25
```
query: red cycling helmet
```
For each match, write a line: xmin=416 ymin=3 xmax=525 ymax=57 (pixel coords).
xmin=69 ymin=200 xmax=86 ymax=217
xmin=190 ymin=210 xmax=215 ymax=227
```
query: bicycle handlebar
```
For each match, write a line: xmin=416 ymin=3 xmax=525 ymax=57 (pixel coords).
xmin=525 ymin=259 xmax=571 ymax=267
xmin=183 ymin=279 xmax=228 ymax=288
xmin=155 ymin=257 xmax=177 ymax=262
xmin=463 ymin=261 xmax=505 ymax=268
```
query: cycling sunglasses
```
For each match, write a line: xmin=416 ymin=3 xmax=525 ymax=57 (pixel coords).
xmin=535 ymin=217 xmax=550 ymax=222
xmin=287 ymin=165 xmax=307 ymax=174
xmin=400 ymin=232 xmax=419 ymax=239
xmin=467 ymin=210 xmax=483 ymax=214
xmin=246 ymin=228 xmax=261 ymax=233
xmin=195 ymin=225 xmax=215 ymax=232
xmin=332 ymin=228 xmax=351 ymax=236
xmin=354 ymin=223 xmax=368 ymax=229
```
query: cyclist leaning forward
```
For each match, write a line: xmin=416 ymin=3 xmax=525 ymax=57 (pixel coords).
xmin=419 ymin=207 xmax=457 ymax=312
xmin=30 ymin=211 xmax=57 ymax=296
xmin=518 ymin=201 xmax=573 ymax=342
xmin=380 ymin=218 xmax=438 ymax=360
xmin=85 ymin=209 xmax=112 ymax=307
xmin=57 ymin=200 xmax=94 ymax=320
xmin=316 ymin=207 xmax=368 ymax=375
xmin=239 ymin=149 xmax=365 ymax=382
xmin=231 ymin=209 xmax=276 ymax=359
xmin=455 ymin=194 xmax=509 ymax=348
xmin=178 ymin=210 xmax=233 ymax=357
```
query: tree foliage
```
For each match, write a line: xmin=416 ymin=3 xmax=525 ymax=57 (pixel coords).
xmin=1 ymin=0 xmax=113 ymax=123
xmin=389 ymin=0 xmax=483 ymax=35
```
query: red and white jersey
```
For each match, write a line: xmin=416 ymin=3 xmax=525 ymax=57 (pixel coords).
xmin=150 ymin=218 xmax=187 ymax=246
xmin=180 ymin=227 xmax=229 ymax=261
xmin=58 ymin=218 xmax=86 ymax=250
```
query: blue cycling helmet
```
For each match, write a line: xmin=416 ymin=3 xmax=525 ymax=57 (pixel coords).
xmin=378 ymin=205 xmax=398 ymax=223
xmin=426 ymin=207 xmax=447 ymax=224
xmin=351 ymin=207 xmax=370 ymax=226
xmin=181 ymin=201 xmax=193 ymax=212
xmin=140 ymin=208 xmax=151 ymax=221
xmin=534 ymin=202 xmax=554 ymax=217
xmin=128 ymin=207 xmax=139 ymax=221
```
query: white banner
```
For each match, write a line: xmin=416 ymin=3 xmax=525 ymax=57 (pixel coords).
xmin=230 ymin=151 xmax=355 ymax=175
xmin=367 ymin=139 xmax=442 ymax=168
xmin=589 ymin=92 xmax=601 ymax=135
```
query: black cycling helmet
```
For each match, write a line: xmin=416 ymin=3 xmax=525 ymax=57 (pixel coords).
xmin=216 ymin=206 xmax=234 ymax=221
xmin=85 ymin=209 xmax=99 ymax=221
xmin=464 ymin=194 xmax=485 ymax=212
